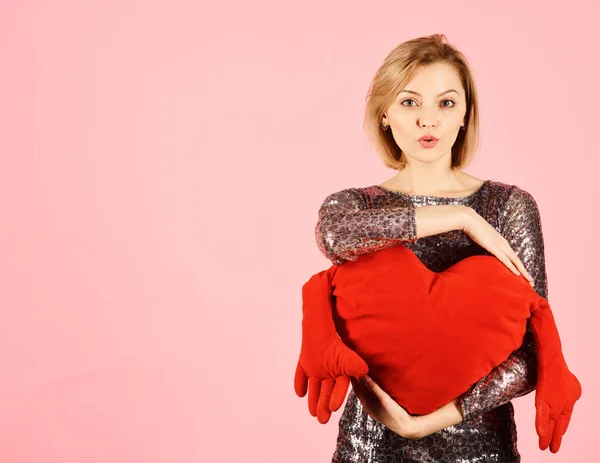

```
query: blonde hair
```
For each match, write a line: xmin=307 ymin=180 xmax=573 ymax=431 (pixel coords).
xmin=364 ymin=34 xmax=480 ymax=170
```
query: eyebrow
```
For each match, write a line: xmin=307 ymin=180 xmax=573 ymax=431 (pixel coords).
xmin=398 ymin=89 xmax=459 ymax=97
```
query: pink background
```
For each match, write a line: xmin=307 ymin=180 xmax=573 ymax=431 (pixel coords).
xmin=1 ymin=1 xmax=598 ymax=461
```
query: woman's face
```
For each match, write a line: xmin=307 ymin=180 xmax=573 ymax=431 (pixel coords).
xmin=382 ymin=62 xmax=467 ymax=166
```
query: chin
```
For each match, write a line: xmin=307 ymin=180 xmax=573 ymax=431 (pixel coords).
xmin=404 ymin=150 xmax=445 ymax=162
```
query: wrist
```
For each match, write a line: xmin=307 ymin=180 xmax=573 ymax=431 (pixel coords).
xmin=457 ymin=205 xmax=474 ymax=231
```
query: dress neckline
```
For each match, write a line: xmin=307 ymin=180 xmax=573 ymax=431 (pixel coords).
xmin=373 ymin=179 xmax=490 ymax=201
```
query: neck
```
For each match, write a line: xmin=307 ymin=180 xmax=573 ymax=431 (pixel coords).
xmin=390 ymin=166 xmax=467 ymax=196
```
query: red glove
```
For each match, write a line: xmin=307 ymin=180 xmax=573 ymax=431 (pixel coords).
xmin=294 ymin=266 xmax=369 ymax=424
xmin=530 ymin=299 xmax=582 ymax=453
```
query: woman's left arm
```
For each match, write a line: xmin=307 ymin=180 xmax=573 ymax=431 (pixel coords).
xmin=457 ymin=186 xmax=548 ymax=420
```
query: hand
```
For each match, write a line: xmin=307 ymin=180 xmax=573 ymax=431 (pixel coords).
xmin=530 ymin=300 xmax=583 ymax=453
xmin=294 ymin=268 xmax=369 ymax=424
xmin=534 ymin=364 xmax=581 ymax=453
xmin=350 ymin=375 xmax=422 ymax=439
xmin=461 ymin=208 xmax=534 ymax=286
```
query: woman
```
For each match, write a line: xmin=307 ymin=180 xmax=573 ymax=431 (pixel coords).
xmin=315 ymin=34 xmax=547 ymax=462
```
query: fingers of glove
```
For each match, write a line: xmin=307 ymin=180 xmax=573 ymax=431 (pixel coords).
xmin=550 ymin=413 xmax=572 ymax=454
xmin=308 ymin=377 xmax=321 ymax=417
xmin=330 ymin=376 xmax=350 ymax=411
xmin=535 ymin=402 xmax=552 ymax=450
xmin=550 ymin=426 xmax=563 ymax=454
xmin=317 ymin=380 xmax=335 ymax=424
xmin=558 ymin=410 xmax=573 ymax=436
xmin=539 ymin=417 xmax=556 ymax=451
xmin=535 ymin=401 xmax=549 ymax=437
xmin=294 ymin=363 xmax=308 ymax=397
xmin=317 ymin=407 xmax=332 ymax=425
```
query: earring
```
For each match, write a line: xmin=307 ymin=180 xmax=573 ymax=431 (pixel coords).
xmin=461 ymin=123 xmax=465 ymax=130
xmin=382 ymin=123 xmax=389 ymax=131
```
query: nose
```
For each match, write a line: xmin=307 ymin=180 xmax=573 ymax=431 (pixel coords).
xmin=418 ymin=108 xmax=439 ymax=128
xmin=419 ymin=117 xmax=437 ymax=128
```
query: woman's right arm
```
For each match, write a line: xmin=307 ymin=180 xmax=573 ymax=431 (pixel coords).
xmin=315 ymin=188 xmax=470 ymax=264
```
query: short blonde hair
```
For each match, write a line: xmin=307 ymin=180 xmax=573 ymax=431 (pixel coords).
xmin=364 ymin=34 xmax=480 ymax=170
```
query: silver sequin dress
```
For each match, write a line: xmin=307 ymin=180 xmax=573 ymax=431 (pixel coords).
xmin=314 ymin=179 xmax=548 ymax=463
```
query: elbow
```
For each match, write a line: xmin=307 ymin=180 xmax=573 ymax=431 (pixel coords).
xmin=316 ymin=234 xmax=343 ymax=265
xmin=315 ymin=220 xmax=346 ymax=264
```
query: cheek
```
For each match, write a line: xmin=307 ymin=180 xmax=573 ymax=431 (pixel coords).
xmin=389 ymin=113 xmax=413 ymax=132
xmin=449 ymin=110 xmax=467 ymax=125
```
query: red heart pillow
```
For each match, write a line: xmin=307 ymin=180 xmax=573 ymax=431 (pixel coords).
xmin=324 ymin=244 xmax=581 ymax=450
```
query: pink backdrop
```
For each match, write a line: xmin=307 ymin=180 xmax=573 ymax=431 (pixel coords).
xmin=0 ymin=1 xmax=597 ymax=461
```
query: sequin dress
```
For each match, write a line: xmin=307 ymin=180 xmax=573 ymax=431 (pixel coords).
xmin=314 ymin=179 xmax=548 ymax=463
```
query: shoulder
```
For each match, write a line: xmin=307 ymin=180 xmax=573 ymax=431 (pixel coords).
xmin=486 ymin=179 xmax=541 ymax=212
xmin=486 ymin=180 xmax=544 ymax=239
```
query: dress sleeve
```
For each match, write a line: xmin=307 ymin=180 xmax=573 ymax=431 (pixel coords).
xmin=315 ymin=188 xmax=418 ymax=265
xmin=459 ymin=187 xmax=548 ymax=419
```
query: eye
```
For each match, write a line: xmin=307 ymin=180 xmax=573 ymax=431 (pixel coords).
xmin=441 ymin=99 xmax=456 ymax=107
xmin=400 ymin=99 xmax=417 ymax=107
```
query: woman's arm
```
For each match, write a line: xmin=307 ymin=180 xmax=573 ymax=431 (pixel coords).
xmin=315 ymin=188 xmax=470 ymax=264
xmin=412 ymin=399 xmax=464 ymax=439
xmin=458 ymin=187 xmax=548 ymax=419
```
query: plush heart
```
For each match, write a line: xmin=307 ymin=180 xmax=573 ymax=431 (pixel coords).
xmin=330 ymin=244 xmax=533 ymax=414
xmin=326 ymin=244 xmax=580 ymax=437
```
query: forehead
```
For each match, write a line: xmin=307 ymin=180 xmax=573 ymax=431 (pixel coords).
xmin=401 ymin=63 xmax=464 ymax=95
